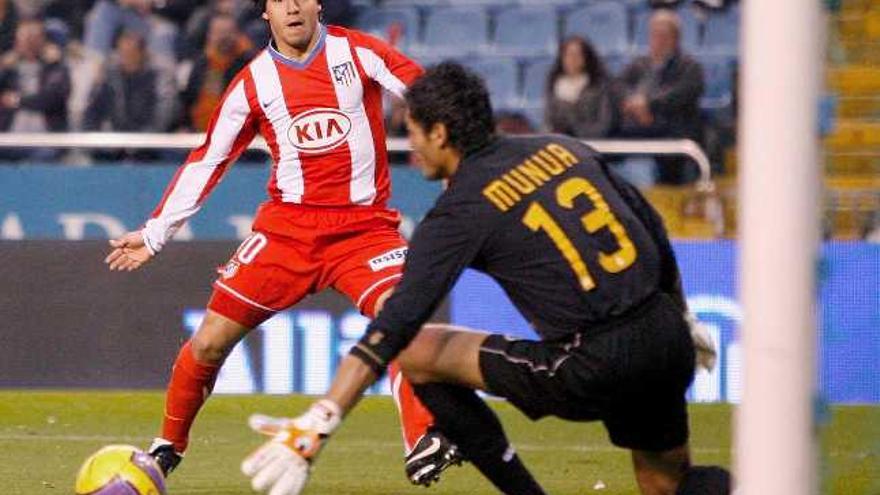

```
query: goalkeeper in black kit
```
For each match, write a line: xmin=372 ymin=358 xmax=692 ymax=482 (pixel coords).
xmin=240 ymin=62 xmax=731 ymax=495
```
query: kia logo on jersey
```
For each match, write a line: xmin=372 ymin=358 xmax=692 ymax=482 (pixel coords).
xmin=288 ymin=108 xmax=352 ymax=153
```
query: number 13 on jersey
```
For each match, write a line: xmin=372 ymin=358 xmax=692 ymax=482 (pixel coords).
xmin=523 ymin=177 xmax=637 ymax=291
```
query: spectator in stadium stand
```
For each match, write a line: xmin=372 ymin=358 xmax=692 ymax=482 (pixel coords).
xmin=42 ymin=0 xmax=96 ymax=41
xmin=495 ymin=110 xmax=535 ymax=135
xmin=177 ymin=13 xmax=255 ymax=132
xmin=82 ymin=0 xmax=177 ymax=64
xmin=385 ymin=96 xmax=407 ymax=137
xmin=151 ymin=0 xmax=201 ymax=29
xmin=0 ymin=0 xmax=19 ymax=54
xmin=0 ymin=18 xmax=70 ymax=159
xmin=71 ymin=0 xmax=177 ymax=132
xmin=545 ymin=35 xmax=618 ymax=138
xmin=617 ymin=9 xmax=704 ymax=185
xmin=182 ymin=0 xmax=249 ymax=60
xmin=82 ymin=31 xmax=160 ymax=160
xmin=319 ymin=0 xmax=354 ymax=26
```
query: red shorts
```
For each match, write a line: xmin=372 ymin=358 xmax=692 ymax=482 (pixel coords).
xmin=208 ymin=202 xmax=407 ymax=328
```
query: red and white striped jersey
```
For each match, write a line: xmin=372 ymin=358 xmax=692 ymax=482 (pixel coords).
xmin=142 ymin=25 xmax=422 ymax=254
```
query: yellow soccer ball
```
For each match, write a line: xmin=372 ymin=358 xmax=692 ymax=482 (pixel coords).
xmin=75 ymin=445 xmax=167 ymax=495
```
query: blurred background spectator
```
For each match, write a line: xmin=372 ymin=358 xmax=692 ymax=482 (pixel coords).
xmin=0 ymin=18 xmax=69 ymax=160
xmin=83 ymin=30 xmax=160 ymax=160
xmin=152 ymin=0 xmax=201 ymax=30
xmin=42 ymin=0 xmax=96 ymax=41
xmin=496 ymin=110 xmax=535 ymax=135
xmin=182 ymin=0 xmax=262 ymax=60
xmin=177 ymin=13 xmax=253 ymax=132
xmin=83 ymin=0 xmax=177 ymax=63
xmin=70 ymin=0 xmax=177 ymax=130
xmin=0 ymin=0 xmax=872 ymax=239
xmin=618 ymin=8 xmax=704 ymax=184
xmin=321 ymin=0 xmax=355 ymax=27
xmin=0 ymin=0 xmax=19 ymax=54
xmin=544 ymin=35 xmax=618 ymax=139
xmin=385 ymin=97 xmax=407 ymax=138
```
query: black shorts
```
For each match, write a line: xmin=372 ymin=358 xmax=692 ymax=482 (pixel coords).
xmin=479 ymin=292 xmax=695 ymax=452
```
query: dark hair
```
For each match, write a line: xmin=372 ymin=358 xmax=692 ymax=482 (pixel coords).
xmin=253 ymin=0 xmax=322 ymax=13
xmin=113 ymin=29 xmax=147 ymax=51
xmin=546 ymin=35 xmax=608 ymax=97
xmin=405 ymin=62 xmax=495 ymax=157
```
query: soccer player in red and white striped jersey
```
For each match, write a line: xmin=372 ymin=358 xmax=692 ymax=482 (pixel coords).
xmin=104 ymin=0 xmax=456 ymax=484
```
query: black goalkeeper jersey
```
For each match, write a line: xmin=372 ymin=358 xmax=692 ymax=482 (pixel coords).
xmin=355 ymin=134 xmax=684 ymax=369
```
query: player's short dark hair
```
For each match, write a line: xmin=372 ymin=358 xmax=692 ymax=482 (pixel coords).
xmin=405 ymin=62 xmax=496 ymax=157
xmin=253 ymin=0 xmax=322 ymax=13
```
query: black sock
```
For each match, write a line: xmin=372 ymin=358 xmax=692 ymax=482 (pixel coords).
xmin=676 ymin=466 xmax=732 ymax=495
xmin=413 ymin=383 xmax=546 ymax=495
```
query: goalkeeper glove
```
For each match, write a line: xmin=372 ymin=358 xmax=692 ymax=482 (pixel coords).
xmin=686 ymin=313 xmax=718 ymax=372
xmin=241 ymin=400 xmax=342 ymax=495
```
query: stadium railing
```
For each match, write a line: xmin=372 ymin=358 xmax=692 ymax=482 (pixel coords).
xmin=0 ymin=132 xmax=726 ymax=235
xmin=0 ymin=132 xmax=716 ymax=191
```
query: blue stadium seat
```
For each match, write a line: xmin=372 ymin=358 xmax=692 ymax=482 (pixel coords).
xmin=418 ymin=6 xmax=490 ymax=56
xmin=522 ymin=58 xmax=554 ymax=105
xmin=355 ymin=7 xmax=420 ymax=49
xmin=463 ymin=57 xmax=520 ymax=109
xmin=819 ymin=94 xmax=836 ymax=136
xmin=603 ymin=53 xmax=632 ymax=78
xmin=381 ymin=0 xmax=449 ymax=6
xmin=492 ymin=6 xmax=558 ymax=57
xmin=564 ymin=2 xmax=629 ymax=56
xmin=632 ymin=7 xmax=701 ymax=54
xmin=518 ymin=0 xmax=581 ymax=8
xmin=447 ymin=0 xmax=516 ymax=5
xmin=521 ymin=105 xmax=545 ymax=131
xmin=697 ymin=54 xmax=735 ymax=110
xmin=703 ymin=8 xmax=739 ymax=55
xmin=415 ymin=55 xmax=456 ymax=69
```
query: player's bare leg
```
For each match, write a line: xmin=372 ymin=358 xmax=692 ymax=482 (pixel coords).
xmin=396 ymin=324 xmax=546 ymax=494
xmin=150 ymin=310 xmax=251 ymax=475
xmin=631 ymin=446 xmax=690 ymax=495
xmin=399 ymin=325 xmax=733 ymax=494
xmin=188 ymin=310 xmax=252 ymax=364
xmin=372 ymin=291 xmax=460 ymax=486
xmin=396 ymin=323 xmax=489 ymax=389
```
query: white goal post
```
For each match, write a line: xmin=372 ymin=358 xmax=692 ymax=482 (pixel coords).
xmin=737 ymin=0 xmax=821 ymax=494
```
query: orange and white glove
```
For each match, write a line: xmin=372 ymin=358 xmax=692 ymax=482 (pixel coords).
xmin=686 ymin=313 xmax=718 ymax=372
xmin=242 ymin=400 xmax=342 ymax=495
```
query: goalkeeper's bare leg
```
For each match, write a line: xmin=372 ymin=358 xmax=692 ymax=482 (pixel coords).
xmin=396 ymin=324 xmax=730 ymax=495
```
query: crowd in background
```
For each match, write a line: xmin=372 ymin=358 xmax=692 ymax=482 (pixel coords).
xmin=541 ymin=8 xmax=707 ymax=184
xmin=0 ymin=0 xmax=355 ymax=160
xmin=0 ymin=0 xmax=875 ymax=238
xmin=0 ymin=0 xmax=718 ymax=185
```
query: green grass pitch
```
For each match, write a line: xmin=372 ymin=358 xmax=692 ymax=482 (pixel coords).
xmin=0 ymin=392 xmax=877 ymax=494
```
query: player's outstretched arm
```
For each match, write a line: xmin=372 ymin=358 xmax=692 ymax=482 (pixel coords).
xmin=242 ymin=400 xmax=344 ymax=495
xmin=104 ymin=230 xmax=154 ymax=272
xmin=241 ymin=353 xmax=381 ymax=494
